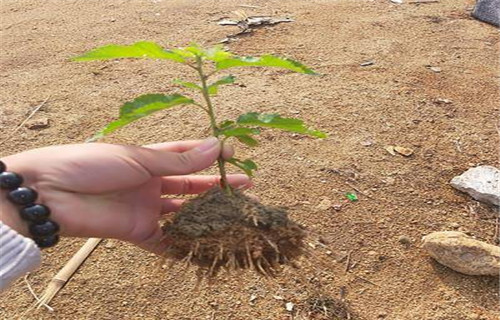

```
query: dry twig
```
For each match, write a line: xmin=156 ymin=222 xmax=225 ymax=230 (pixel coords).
xmin=409 ymin=0 xmax=439 ymax=3
xmin=24 ymin=274 xmax=54 ymax=312
xmin=0 ymin=95 xmax=50 ymax=144
xmin=355 ymin=275 xmax=378 ymax=286
xmin=345 ymin=250 xmax=353 ymax=273
xmin=238 ymin=4 xmax=261 ymax=9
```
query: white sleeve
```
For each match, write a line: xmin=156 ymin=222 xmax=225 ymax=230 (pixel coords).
xmin=0 ymin=221 xmax=41 ymax=292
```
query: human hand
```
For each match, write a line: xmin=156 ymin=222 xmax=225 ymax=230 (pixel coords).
xmin=0 ymin=138 xmax=251 ymax=253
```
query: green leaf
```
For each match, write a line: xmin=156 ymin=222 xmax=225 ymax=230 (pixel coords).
xmin=73 ymin=41 xmax=185 ymax=62
xmin=171 ymin=45 xmax=204 ymax=59
xmin=207 ymin=75 xmax=235 ymax=95
xmin=219 ymin=126 xmax=260 ymax=146
xmin=219 ymin=120 xmax=235 ymax=129
xmin=345 ymin=192 xmax=358 ymax=202
xmin=91 ymin=94 xmax=193 ymax=141
xmin=173 ymin=79 xmax=202 ymax=91
xmin=216 ymin=55 xmax=316 ymax=74
xmin=236 ymin=135 xmax=259 ymax=147
xmin=227 ymin=158 xmax=258 ymax=176
xmin=221 ymin=127 xmax=260 ymax=137
xmin=236 ymin=112 xmax=327 ymax=138
xmin=204 ymin=45 xmax=233 ymax=62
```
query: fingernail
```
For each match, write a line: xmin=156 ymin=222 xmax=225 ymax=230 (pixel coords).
xmin=195 ymin=137 xmax=219 ymax=153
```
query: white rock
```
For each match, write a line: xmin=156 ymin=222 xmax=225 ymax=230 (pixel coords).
xmin=450 ymin=165 xmax=499 ymax=206
xmin=422 ymin=231 xmax=500 ymax=276
xmin=285 ymin=302 xmax=294 ymax=312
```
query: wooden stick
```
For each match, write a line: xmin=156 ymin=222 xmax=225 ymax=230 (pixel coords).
xmin=36 ymin=238 xmax=102 ymax=309
xmin=0 ymin=95 xmax=50 ymax=144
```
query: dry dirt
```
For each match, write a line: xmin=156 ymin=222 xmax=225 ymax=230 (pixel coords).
xmin=0 ymin=0 xmax=499 ymax=319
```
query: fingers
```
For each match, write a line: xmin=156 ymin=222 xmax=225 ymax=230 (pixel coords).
xmin=161 ymin=174 xmax=252 ymax=194
xmin=221 ymin=143 xmax=234 ymax=160
xmin=145 ymin=139 xmax=234 ymax=159
xmin=161 ymin=198 xmax=184 ymax=212
xmin=134 ymin=137 xmax=222 ymax=176
xmin=145 ymin=140 xmax=205 ymax=153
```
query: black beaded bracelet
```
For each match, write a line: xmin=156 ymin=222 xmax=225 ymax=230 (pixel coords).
xmin=0 ymin=160 xmax=59 ymax=248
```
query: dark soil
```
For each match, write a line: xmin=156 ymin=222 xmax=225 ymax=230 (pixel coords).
xmin=162 ymin=187 xmax=307 ymax=277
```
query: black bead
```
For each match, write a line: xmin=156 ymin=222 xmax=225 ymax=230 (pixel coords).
xmin=21 ymin=204 xmax=51 ymax=223
xmin=29 ymin=220 xmax=59 ymax=237
xmin=0 ymin=172 xmax=23 ymax=190
xmin=7 ymin=187 xmax=38 ymax=205
xmin=0 ymin=160 xmax=5 ymax=173
xmin=35 ymin=235 xmax=60 ymax=248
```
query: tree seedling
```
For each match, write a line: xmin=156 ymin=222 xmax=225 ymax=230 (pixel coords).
xmin=74 ymin=41 xmax=326 ymax=278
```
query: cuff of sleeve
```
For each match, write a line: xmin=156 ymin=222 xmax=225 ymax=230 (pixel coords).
xmin=0 ymin=221 xmax=41 ymax=292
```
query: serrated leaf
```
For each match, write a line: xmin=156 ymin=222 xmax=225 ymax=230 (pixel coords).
xmin=207 ymin=75 xmax=235 ymax=95
xmin=216 ymin=55 xmax=317 ymax=74
xmin=91 ymin=94 xmax=193 ymax=141
xmin=227 ymin=158 xmax=258 ymax=176
xmin=73 ymin=41 xmax=185 ymax=62
xmin=173 ymin=79 xmax=202 ymax=91
xmin=236 ymin=112 xmax=327 ymax=138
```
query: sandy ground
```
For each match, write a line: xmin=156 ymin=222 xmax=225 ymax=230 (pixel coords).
xmin=0 ymin=0 xmax=499 ymax=319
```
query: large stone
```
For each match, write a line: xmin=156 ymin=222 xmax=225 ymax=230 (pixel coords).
xmin=422 ymin=231 xmax=500 ymax=276
xmin=450 ymin=165 xmax=499 ymax=206
xmin=472 ymin=0 xmax=500 ymax=27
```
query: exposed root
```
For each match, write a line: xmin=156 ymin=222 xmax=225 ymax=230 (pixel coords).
xmin=161 ymin=187 xmax=307 ymax=280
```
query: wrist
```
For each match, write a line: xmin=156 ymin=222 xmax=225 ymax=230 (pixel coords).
xmin=1 ymin=158 xmax=60 ymax=247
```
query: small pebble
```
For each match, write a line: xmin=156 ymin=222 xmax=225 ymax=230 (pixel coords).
xmin=398 ymin=235 xmax=411 ymax=246
xmin=360 ymin=140 xmax=374 ymax=146
xmin=449 ymin=222 xmax=460 ymax=229
xmin=26 ymin=118 xmax=50 ymax=130
xmin=316 ymin=199 xmax=332 ymax=211
xmin=104 ymin=241 xmax=116 ymax=249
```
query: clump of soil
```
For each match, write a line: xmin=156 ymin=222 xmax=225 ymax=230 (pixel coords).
xmin=161 ymin=187 xmax=307 ymax=277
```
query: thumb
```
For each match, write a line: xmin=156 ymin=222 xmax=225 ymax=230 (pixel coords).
xmin=134 ymin=137 xmax=222 ymax=176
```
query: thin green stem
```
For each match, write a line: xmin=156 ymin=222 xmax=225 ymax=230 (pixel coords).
xmin=195 ymin=57 xmax=232 ymax=195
